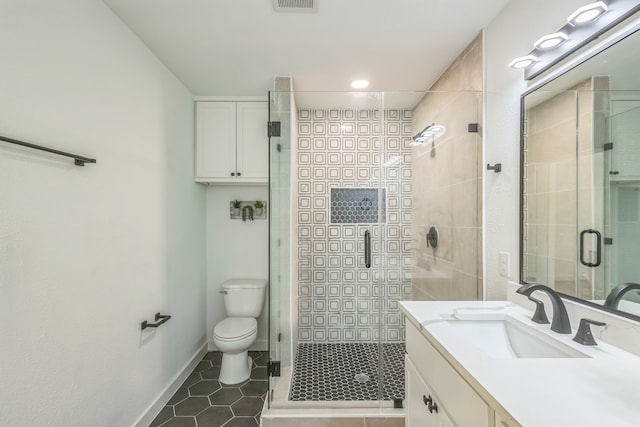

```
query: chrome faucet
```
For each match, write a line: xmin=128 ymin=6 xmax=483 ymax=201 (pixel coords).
xmin=517 ymin=284 xmax=572 ymax=334
xmin=603 ymin=282 xmax=640 ymax=309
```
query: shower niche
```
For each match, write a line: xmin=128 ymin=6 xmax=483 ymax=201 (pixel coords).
xmin=330 ymin=188 xmax=386 ymax=224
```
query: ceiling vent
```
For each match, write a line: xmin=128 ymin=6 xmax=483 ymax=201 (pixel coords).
xmin=273 ymin=0 xmax=317 ymax=13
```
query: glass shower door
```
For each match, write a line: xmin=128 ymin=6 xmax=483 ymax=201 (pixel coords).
xmin=578 ymin=93 xmax=640 ymax=301
xmin=289 ymin=92 xmax=387 ymax=407
xmin=267 ymin=89 xmax=421 ymax=409
xmin=576 ymin=89 xmax=609 ymax=300
xmin=606 ymin=96 xmax=640 ymax=298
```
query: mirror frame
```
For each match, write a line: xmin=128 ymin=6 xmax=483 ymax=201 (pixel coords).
xmin=518 ymin=14 xmax=640 ymax=323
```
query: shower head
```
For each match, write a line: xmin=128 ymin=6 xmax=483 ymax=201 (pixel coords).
xmin=411 ymin=123 xmax=445 ymax=145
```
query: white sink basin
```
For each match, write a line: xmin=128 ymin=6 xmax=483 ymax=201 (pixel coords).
xmin=431 ymin=314 xmax=589 ymax=359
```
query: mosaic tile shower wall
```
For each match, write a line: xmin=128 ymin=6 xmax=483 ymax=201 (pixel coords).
xmin=296 ymin=109 xmax=413 ymax=343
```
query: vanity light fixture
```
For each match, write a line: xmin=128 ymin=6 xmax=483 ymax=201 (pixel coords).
xmin=508 ymin=0 xmax=640 ymax=79
xmin=534 ymin=32 xmax=569 ymax=50
xmin=567 ymin=1 xmax=609 ymax=26
xmin=508 ymin=55 xmax=538 ymax=69
xmin=351 ymin=79 xmax=369 ymax=89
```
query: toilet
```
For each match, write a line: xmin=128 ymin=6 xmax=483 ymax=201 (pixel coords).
xmin=213 ymin=278 xmax=267 ymax=384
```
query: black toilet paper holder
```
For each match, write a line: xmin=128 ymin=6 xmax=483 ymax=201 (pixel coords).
xmin=141 ymin=313 xmax=172 ymax=330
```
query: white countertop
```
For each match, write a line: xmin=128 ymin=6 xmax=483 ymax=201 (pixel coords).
xmin=400 ymin=301 xmax=640 ymax=427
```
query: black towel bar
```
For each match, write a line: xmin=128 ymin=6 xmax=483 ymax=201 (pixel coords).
xmin=141 ymin=313 xmax=171 ymax=330
xmin=0 ymin=134 xmax=96 ymax=166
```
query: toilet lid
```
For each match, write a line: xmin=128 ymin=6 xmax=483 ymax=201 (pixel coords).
xmin=214 ymin=318 xmax=257 ymax=341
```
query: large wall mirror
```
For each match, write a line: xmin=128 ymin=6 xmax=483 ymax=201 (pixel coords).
xmin=520 ymin=18 xmax=640 ymax=320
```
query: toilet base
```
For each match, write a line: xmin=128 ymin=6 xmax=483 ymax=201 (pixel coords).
xmin=219 ymin=351 xmax=253 ymax=385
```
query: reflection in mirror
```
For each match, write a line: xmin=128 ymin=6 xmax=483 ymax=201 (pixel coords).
xmin=521 ymin=25 xmax=640 ymax=319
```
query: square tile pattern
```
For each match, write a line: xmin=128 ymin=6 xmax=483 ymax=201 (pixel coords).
xmin=297 ymin=109 xmax=413 ymax=343
xmin=290 ymin=343 xmax=405 ymax=401
xmin=150 ymin=351 xmax=267 ymax=427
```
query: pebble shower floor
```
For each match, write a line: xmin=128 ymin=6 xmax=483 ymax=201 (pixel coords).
xmin=289 ymin=343 xmax=405 ymax=401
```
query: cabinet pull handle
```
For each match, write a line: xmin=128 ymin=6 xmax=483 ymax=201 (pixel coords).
xmin=231 ymin=172 xmax=235 ymax=176
xmin=237 ymin=172 xmax=241 ymax=176
xmin=422 ymin=395 xmax=438 ymax=413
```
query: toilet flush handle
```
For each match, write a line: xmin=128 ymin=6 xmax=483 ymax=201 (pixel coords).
xmin=220 ymin=290 xmax=228 ymax=294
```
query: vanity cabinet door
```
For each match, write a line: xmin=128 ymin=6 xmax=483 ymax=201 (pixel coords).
xmin=406 ymin=323 xmax=489 ymax=427
xmin=406 ymin=356 xmax=454 ymax=427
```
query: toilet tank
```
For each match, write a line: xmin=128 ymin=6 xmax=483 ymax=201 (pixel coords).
xmin=222 ymin=279 xmax=268 ymax=317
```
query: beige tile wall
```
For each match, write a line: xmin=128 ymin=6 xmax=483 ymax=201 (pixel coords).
xmin=523 ymin=77 xmax=609 ymax=299
xmin=525 ymin=88 xmax=580 ymax=292
xmin=410 ymin=32 xmax=483 ymax=301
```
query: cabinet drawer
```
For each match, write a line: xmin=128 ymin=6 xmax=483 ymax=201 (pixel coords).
xmin=407 ymin=322 xmax=489 ymax=427
xmin=406 ymin=356 xmax=454 ymax=427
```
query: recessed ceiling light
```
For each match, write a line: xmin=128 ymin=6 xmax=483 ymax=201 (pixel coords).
xmin=534 ymin=32 xmax=569 ymax=50
xmin=508 ymin=55 xmax=539 ymax=69
xmin=567 ymin=1 xmax=608 ymax=26
xmin=351 ymin=80 xmax=369 ymax=89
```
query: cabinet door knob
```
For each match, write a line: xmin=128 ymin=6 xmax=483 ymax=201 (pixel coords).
xmin=230 ymin=172 xmax=235 ymax=176
xmin=237 ymin=172 xmax=241 ymax=176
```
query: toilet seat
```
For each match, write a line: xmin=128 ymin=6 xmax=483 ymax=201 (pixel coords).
xmin=214 ymin=318 xmax=257 ymax=341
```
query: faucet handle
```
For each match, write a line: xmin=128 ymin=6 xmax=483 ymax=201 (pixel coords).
xmin=527 ymin=295 xmax=550 ymax=324
xmin=572 ymin=318 xmax=606 ymax=346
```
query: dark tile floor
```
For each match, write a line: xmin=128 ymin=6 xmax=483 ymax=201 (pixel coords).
xmin=150 ymin=351 xmax=268 ymax=427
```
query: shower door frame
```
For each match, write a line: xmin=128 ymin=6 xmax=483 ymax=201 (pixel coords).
xmin=267 ymin=90 xmax=414 ymax=409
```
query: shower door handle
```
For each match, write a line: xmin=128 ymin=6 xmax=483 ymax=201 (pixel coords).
xmin=580 ymin=229 xmax=602 ymax=267
xmin=364 ymin=230 xmax=371 ymax=269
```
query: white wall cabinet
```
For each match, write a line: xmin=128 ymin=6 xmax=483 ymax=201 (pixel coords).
xmin=195 ymin=101 xmax=268 ymax=184
xmin=406 ymin=322 xmax=490 ymax=427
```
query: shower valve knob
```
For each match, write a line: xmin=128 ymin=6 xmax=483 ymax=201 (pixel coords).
xmin=426 ymin=226 xmax=438 ymax=248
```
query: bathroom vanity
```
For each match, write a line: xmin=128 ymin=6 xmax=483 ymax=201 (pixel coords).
xmin=400 ymin=301 xmax=640 ymax=427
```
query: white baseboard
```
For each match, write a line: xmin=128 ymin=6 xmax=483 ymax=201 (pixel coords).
xmin=207 ymin=338 xmax=268 ymax=352
xmin=134 ymin=342 xmax=208 ymax=427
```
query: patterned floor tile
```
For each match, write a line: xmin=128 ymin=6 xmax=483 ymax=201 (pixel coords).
xmin=289 ymin=343 xmax=405 ymax=401
xmin=152 ymin=351 xmax=267 ymax=427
